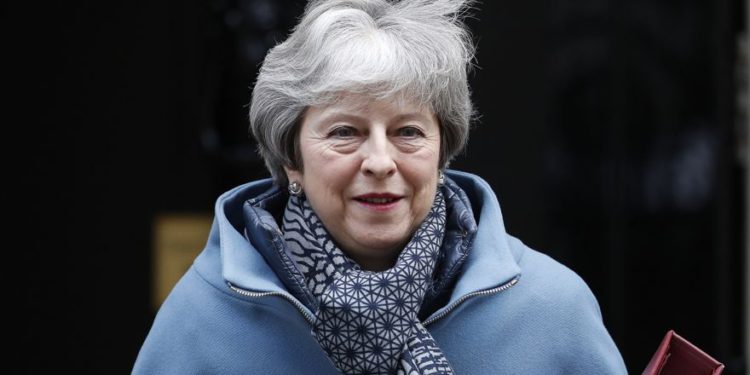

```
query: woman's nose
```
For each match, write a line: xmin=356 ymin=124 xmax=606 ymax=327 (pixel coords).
xmin=360 ymin=132 xmax=396 ymax=179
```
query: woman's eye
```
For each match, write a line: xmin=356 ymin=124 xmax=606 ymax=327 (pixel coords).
xmin=329 ymin=126 xmax=357 ymax=138
xmin=398 ymin=126 xmax=424 ymax=138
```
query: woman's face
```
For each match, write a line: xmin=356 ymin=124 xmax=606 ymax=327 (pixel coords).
xmin=285 ymin=95 xmax=441 ymax=271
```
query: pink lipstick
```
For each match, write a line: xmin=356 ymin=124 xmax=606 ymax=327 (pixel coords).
xmin=353 ymin=193 xmax=403 ymax=212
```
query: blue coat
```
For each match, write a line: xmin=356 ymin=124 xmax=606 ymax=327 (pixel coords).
xmin=133 ymin=171 xmax=627 ymax=374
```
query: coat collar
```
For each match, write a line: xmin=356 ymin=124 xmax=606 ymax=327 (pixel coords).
xmin=441 ymin=170 xmax=521 ymax=301
xmin=213 ymin=170 xmax=521 ymax=319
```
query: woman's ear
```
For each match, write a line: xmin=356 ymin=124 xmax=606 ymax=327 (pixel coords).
xmin=284 ymin=166 xmax=303 ymax=184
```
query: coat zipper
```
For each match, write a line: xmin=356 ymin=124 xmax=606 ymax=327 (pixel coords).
xmin=228 ymin=276 xmax=519 ymax=328
xmin=227 ymin=282 xmax=317 ymax=325
xmin=423 ymin=276 xmax=520 ymax=326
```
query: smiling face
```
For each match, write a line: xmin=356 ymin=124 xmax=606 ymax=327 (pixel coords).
xmin=285 ymin=95 xmax=441 ymax=271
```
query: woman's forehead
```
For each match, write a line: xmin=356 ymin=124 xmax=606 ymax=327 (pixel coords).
xmin=313 ymin=93 xmax=432 ymax=115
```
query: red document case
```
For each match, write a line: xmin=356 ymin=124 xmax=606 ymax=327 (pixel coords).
xmin=642 ymin=330 xmax=725 ymax=375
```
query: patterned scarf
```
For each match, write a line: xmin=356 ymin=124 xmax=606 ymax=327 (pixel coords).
xmin=282 ymin=191 xmax=454 ymax=375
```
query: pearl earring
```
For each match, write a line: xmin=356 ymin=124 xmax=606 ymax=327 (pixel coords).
xmin=288 ymin=181 xmax=303 ymax=196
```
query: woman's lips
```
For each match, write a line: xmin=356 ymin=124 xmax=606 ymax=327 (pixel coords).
xmin=353 ymin=193 xmax=403 ymax=212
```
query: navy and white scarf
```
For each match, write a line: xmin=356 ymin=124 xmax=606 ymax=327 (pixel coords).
xmin=282 ymin=191 xmax=454 ymax=375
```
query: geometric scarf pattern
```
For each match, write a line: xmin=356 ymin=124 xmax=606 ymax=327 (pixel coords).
xmin=282 ymin=191 xmax=454 ymax=375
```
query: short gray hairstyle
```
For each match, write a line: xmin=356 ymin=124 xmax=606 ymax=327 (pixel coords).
xmin=249 ymin=0 xmax=477 ymax=186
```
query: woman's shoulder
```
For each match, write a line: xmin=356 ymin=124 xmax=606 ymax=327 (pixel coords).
xmin=505 ymin=235 xmax=601 ymax=313
xmin=473 ymin=236 xmax=628 ymax=373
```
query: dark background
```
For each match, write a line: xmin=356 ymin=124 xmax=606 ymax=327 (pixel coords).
xmin=11 ymin=0 xmax=747 ymax=373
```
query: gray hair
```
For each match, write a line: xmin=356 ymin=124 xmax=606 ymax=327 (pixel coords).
xmin=249 ymin=0 xmax=477 ymax=186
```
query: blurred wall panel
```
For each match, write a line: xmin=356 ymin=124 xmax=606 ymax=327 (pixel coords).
xmin=530 ymin=0 xmax=743 ymax=371
xmin=742 ymin=0 xmax=749 ymax=367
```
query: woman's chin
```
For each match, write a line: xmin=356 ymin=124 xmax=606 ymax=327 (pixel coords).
xmin=342 ymin=235 xmax=408 ymax=268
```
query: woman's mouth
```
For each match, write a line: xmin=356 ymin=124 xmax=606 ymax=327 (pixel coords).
xmin=353 ymin=194 xmax=403 ymax=211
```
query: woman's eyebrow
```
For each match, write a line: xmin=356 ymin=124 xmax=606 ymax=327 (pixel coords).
xmin=316 ymin=111 xmax=430 ymax=124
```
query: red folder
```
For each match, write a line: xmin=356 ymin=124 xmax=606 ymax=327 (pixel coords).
xmin=642 ymin=330 xmax=725 ymax=375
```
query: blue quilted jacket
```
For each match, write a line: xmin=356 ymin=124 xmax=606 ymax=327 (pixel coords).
xmin=133 ymin=170 xmax=627 ymax=374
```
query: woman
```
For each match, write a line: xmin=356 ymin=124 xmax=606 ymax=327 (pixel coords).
xmin=134 ymin=0 xmax=627 ymax=373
